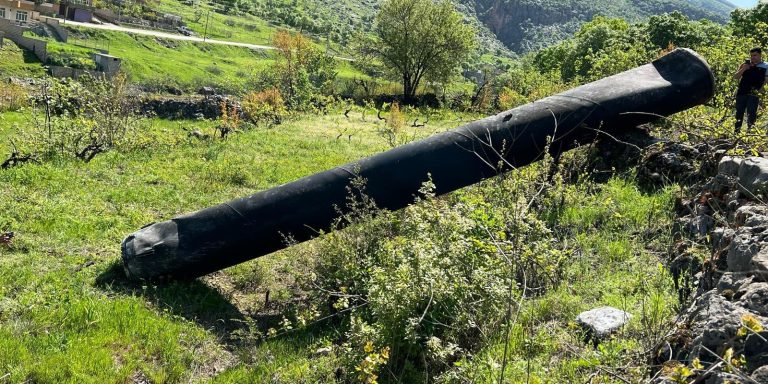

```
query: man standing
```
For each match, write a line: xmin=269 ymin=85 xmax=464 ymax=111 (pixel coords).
xmin=734 ymin=47 xmax=768 ymax=132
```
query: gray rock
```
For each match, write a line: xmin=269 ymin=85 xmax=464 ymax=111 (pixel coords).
xmin=704 ymin=372 xmax=753 ymax=384
xmin=675 ymin=214 xmax=715 ymax=239
xmin=736 ymin=205 xmax=768 ymax=228
xmin=712 ymin=228 xmax=736 ymax=252
xmin=687 ymin=292 xmax=750 ymax=358
xmin=745 ymin=331 xmax=768 ymax=371
xmin=719 ymin=156 xmax=743 ymax=177
xmin=752 ymin=365 xmax=768 ymax=383
xmin=754 ymin=247 xmax=768 ymax=282
xmin=739 ymin=283 xmax=768 ymax=316
xmin=576 ymin=306 xmax=631 ymax=340
xmin=728 ymin=230 xmax=763 ymax=273
xmin=718 ymin=272 xmax=752 ymax=296
xmin=314 ymin=346 xmax=333 ymax=357
xmin=738 ymin=157 xmax=768 ymax=196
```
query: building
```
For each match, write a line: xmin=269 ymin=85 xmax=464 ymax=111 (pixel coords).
xmin=0 ymin=0 xmax=56 ymax=25
xmin=58 ymin=0 xmax=94 ymax=22
xmin=91 ymin=52 xmax=121 ymax=75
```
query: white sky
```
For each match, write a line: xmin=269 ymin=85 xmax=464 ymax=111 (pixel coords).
xmin=730 ymin=0 xmax=759 ymax=8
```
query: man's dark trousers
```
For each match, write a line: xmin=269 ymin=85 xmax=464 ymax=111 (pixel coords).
xmin=735 ymin=94 xmax=760 ymax=132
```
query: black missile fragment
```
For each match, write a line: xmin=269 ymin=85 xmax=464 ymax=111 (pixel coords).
xmin=122 ymin=48 xmax=714 ymax=281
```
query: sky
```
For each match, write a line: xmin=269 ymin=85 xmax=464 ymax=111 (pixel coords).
xmin=730 ymin=0 xmax=760 ymax=8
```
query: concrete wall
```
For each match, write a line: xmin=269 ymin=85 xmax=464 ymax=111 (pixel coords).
xmin=0 ymin=18 xmax=47 ymax=62
xmin=93 ymin=8 xmax=117 ymax=23
xmin=49 ymin=65 xmax=104 ymax=79
xmin=40 ymin=16 xmax=68 ymax=42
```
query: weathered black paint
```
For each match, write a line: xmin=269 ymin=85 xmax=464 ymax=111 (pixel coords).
xmin=122 ymin=48 xmax=715 ymax=281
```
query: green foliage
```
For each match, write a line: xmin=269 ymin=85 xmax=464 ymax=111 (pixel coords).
xmin=730 ymin=2 xmax=768 ymax=46
xmin=645 ymin=11 xmax=725 ymax=49
xmin=242 ymin=88 xmax=287 ymax=126
xmin=257 ymin=30 xmax=337 ymax=110
xmin=0 ymin=82 xmax=29 ymax=112
xmin=304 ymin=160 xmax=570 ymax=379
xmin=9 ymin=75 xmax=149 ymax=163
xmin=372 ymin=0 xmax=475 ymax=99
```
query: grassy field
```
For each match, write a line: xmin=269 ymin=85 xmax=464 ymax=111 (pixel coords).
xmin=0 ymin=41 xmax=47 ymax=78
xmin=0 ymin=106 xmax=678 ymax=382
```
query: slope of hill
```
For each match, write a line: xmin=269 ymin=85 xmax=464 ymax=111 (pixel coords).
xmin=459 ymin=0 xmax=736 ymax=52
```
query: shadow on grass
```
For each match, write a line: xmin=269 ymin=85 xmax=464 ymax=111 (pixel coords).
xmin=94 ymin=261 xmax=327 ymax=351
xmin=95 ymin=262 xmax=251 ymax=345
xmin=21 ymin=48 xmax=41 ymax=64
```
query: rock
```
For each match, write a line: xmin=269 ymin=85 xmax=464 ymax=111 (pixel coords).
xmin=739 ymin=283 xmax=768 ymax=316
xmin=717 ymin=272 xmax=751 ymax=297
xmin=752 ymin=365 xmax=768 ymax=383
xmin=754 ymin=247 xmax=768 ymax=282
xmin=639 ymin=142 xmax=701 ymax=188
xmin=704 ymin=372 xmax=753 ymax=384
xmin=576 ymin=306 xmax=631 ymax=341
xmin=719 ymin=156 xmax=743 ymax=177
xmin=727 ymin=230 xmax=762 ymax=273
xmin=712 ymin=228 xmax=736 ymax=252
xmin=314 ymin=346 xmax=333 ymax=357
xmin=745 ymin=331 xmax=768 ymax=371
xmin=687 ymin=292 xmax=750 ymax=359
xmin=675 ymin=215 xmax=714 ymax=238
xmin=738 ymin=157 xmax=768 ymax=196
xmin=736 ymin=205 xmax=768 ymax=228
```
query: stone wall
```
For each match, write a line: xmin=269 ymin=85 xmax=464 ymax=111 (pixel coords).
xmin=0 ymin=19 xmax=47 ymax=62
xmin=41 ymin=16 xmax=68 ymax=42
xmin=654 ymin=155 xmax=768 ymax=383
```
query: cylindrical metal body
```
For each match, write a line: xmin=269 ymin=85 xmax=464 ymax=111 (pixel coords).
xmin=122 ymin=48 xmax=714 ymax=281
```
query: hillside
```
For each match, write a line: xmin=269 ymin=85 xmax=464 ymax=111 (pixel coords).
xmin=199 ymin=0 xmax=735 ymax=54
xmin=459 ymin=0 xmax=736 ymax=52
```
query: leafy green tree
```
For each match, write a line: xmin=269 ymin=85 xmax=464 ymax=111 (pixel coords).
xmin=730 ymin=2 xmax=768 ymax=46
xmin=645 ymin=11 xmax=725 ymax=50
xmin=371 ymin=0 xmax=475 ymax=101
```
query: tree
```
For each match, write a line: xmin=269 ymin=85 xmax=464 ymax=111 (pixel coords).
xmin=730 ymin=3 xmax=768 ymax=47
xmin=371 ymin=0 xmax=475 ymax=102
xmin=265 ymin=30 xmax=336 ymax=110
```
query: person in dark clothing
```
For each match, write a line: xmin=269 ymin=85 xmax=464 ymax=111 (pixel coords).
xmin=734 ymin=47 xmax=768 ymax=132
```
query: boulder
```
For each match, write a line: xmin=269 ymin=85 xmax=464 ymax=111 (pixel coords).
xmin=745 ymin=331 xmax=768 ymax=371
xmin=687 ymin=292 xmax=750 ymax=359
xmin=576 ymin=306 xmax=632 ymax=341
xmin=754 ymin=247 xmax=768 ymax=282
xmin=727 ymin=229 xmax=763 ymax=273
xmin=712 ymin=227 xmax=736 ymax=252
xmin=752 ymin=365 xmax=768 ymax=383
xmin=738 ymin=157 xmax=768 ymax=196
xmin=719 ymin=156 xmax=743 ymax=177
xmin=738 ymin=283 xmax=768 ymax=316
xmin=735 ymin=205 xmax=768 ymax=228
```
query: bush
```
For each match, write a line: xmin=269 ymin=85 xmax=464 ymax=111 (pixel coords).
xmin=0 ymin=82 xmax=28 ymax=112
xmin=241 ymin=88 xmax=287 ymax=127
xmin=9 ymin=74 xmax=148 ymax=163
xmin=301 ymin=169 xmax=569 ymax=380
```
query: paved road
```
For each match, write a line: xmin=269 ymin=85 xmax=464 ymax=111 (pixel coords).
xmin=61 ymin=19 xmax=276 ymax=51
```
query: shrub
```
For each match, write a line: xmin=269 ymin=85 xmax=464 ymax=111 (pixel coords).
xmin=9 ymin=74 xmax=148 ymax=163
xmin=241 ymin=88 xmax=287 ymax=127
xmin=0 ymin=82 xmax=28 ymax=112
xmin=301 ymin=170 xmax=569 ymax=380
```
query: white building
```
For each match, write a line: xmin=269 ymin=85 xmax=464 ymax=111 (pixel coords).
xmin=0 ymin=0 xmax=55 ymax=24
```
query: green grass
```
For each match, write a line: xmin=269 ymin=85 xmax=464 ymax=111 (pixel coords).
xmin=0 ymin=108 xmax=677 ymax=382
xmin=0 ymin=41 xmax=47 ymax=78
xmin=0 ymin=109 xmax=477 ymax=382
xmin=153 ymin=0 xmax=277 ymax=46
xmin=452 ymin=177 xmax=677 ymax=383
xmin=60 ymin=27 xmax=274 ymax=93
